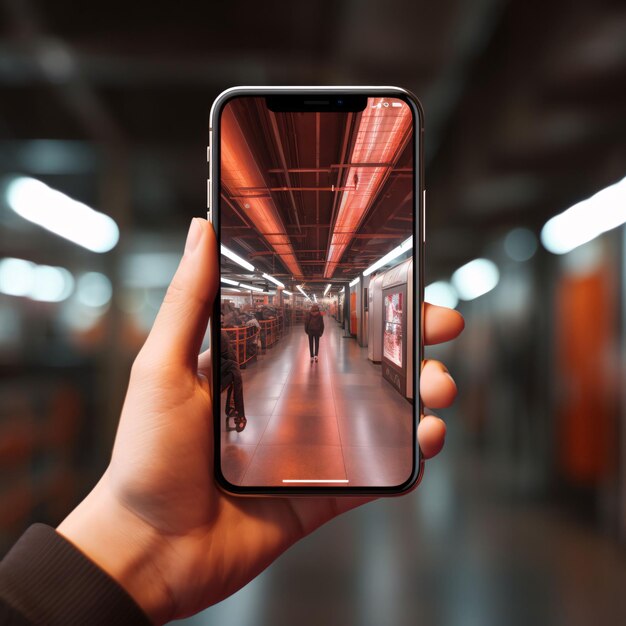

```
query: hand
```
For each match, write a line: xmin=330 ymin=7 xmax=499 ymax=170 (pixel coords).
xmin=58 ymin=218 xmax=464 ymax=624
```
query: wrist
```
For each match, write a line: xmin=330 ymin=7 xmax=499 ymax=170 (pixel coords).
xmin=57 ymin=475 xmax=175 ymax=625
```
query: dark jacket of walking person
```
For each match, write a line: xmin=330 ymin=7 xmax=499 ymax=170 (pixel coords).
xmin=304 ymin=305 xmax=324 ymax=361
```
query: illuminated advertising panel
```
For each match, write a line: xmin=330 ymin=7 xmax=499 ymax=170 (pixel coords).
xmin=382 ymin=285 xmax=407 ymax=395
xmin=383 ymin=291 xmax=403 ymax=367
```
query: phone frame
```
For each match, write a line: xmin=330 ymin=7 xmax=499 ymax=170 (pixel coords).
xmin=209 ymin=86 xmax=425 ymax=496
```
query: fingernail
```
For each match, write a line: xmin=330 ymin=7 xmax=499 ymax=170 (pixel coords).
xmin=185 ymin=218 xmax=203 ymax=255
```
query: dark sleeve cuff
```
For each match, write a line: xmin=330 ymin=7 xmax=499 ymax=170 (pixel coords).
xmin=0 ymin=524 xmax=152 ymax=626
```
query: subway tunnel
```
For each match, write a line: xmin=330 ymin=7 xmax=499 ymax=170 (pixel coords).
xmin=218 ymin=96 xmax=417 ymax=487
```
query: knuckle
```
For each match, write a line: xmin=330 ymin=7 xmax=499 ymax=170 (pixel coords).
xmin=130 ymin=352 xmax=152 ymax=380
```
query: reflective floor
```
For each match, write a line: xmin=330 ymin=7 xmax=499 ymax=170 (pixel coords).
xmin=188 ymin=336 xmax=626 ymax=626
xmin=220 ymin=319 xmax=413 ymax=487
xmin=180 ymin=420 xmax=626 ymax=626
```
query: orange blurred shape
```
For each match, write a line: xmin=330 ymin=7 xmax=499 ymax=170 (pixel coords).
xmin=555 ymin=268 xmax=617 ymax=484
xmin=0 ymin=421 xmax=36 ymax=467
xmin=350 ymin=291 xmax=357 ymax=335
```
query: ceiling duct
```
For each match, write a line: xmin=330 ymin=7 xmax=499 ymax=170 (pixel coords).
xmin=221 ymin=106 xmax=303 ymax=277
xmin=324 ymin=103 xmax=412 ymax=278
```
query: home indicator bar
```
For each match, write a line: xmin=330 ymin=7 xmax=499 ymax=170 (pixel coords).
xmin=282 ymin=479 xmax=350 ymax=483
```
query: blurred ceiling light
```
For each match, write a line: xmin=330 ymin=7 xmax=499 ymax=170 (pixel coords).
xmin=31 ymin=264 xmax=74 ymax=302
xmin=221 ymin=277 xmax=239 ymax=286
xmin=504 ymin=227 xmax=538 ymax=262
xmin=37 ymin=40 xmax=76 ymax=83
xmin=223 ymin=287 xmax=241 ymax=292
xmin=541 ymin=175 xmax=626 ymax=254
xmin=283 ymin=289 xmax=293 ymax=296
xmin=325 ymin=102 xmax=412 ymax=278
xmin=297 ymin=285 xmax=310 ymax=300
xmin=425 ymin=281 xmax=458 ymax=309
xmin=262 ymin=273 xmax=285 ymax=288
xmin=452 ymin=258 xmax=499 ymax=301
xmin=123 ymin=252 xmax=180 ymax=288
xmin=313 ymin=294 xmax=318 ymax=303
xmin=349 ymin=276 xmax=360 ymax=287
xmin=0 ymin=258 xmax=34 ymax=297
xmin=220 ymin=244 xmax=255 ymax=271
xmin=238 ymin=282 xmax=264 ymax=292
xmin=323 ymin=283 xmax=331 ymax=296
xmin=76 ymin=272 xmax=112 ymax=308
xmin=363 ymin=236 xmax=413 ymax=277
xmin=0 ymin=257 xmax=74 ymax=302
xmin=6 ymin=177 xmax=119 ymax=253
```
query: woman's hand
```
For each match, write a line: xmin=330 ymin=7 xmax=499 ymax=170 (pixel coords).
xmin=58 ymin=218 xmax=464 ymax=624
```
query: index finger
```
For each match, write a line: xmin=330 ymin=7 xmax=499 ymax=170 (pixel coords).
xmin=424 ymin=303 xmax=464 ymax=345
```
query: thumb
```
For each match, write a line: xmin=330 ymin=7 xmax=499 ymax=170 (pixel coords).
xmin=139 ymin=218 xmax=218 ymax=370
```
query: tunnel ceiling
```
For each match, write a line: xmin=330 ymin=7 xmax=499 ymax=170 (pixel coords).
xmin=220 ymin=99 xmax=414 ymax=283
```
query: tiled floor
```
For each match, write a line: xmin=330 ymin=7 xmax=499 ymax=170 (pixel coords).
xmin=220 ymin=318 xmax=413 ymax=487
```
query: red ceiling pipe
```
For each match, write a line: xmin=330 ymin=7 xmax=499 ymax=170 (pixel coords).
xmin=221 ymin=105 xmax=303 ymax=277
xmin=324 ymin=99 xmax=412 ymax=279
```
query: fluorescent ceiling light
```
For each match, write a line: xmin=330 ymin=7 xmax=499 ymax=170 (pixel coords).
xmin=363 ymin=236 xmax=413 ymax=277
xmin=541 ymin=175 xmax=626 ymax=254
xmin=283 ymin=290 xmax=293 ymax=295
xmin=221 ymin=277 xmax=239 ymax=286
xmin=313 ymin=294 xmax=318 ymax=302
xmin=452 ymin=258 xmax=499 ymax=301
xmin=6 ymin=177 xmax=119 ymax=253
xmin=425 ymin=281 xmax=458 ymax=309
xmin=349 ymin=276 xmax=360 ymax=287
xmin=220 ymin=244 xmax=254 ymax=271
xmin=238 ymin=282 xmax=264 ymax=292
xmin=222 ymin=287 xmax=241 ymax=292
xmin=76 ymin=272 xmax=112 ymax=308
xmin=324 ymin=283 xmax=331 ymax=296
xmin=0 ymin=257 xmax=74 ymax=302
xmin=262 ymin=273 xmax=285 ymax=288
xmin=0 ymin=258 xmax=34 ymax=296
xmin=297 ymin=285 xmax=310 ymax=300
xmin=31 ymin=265 xmax=74 ymax=302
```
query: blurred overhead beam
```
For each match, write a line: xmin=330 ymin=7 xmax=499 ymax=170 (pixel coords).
xmin=0 ymin=44 xmax=348 ymax=88
xmin=2 ymin=0 xmax=124 ymax=145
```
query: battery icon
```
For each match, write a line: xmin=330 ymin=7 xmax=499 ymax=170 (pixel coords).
xmin=391 ymin=102 xmax=402 ymax=108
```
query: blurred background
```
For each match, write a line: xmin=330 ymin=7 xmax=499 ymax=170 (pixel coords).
xmin=1 ymin=0 xmax=625 ymax=624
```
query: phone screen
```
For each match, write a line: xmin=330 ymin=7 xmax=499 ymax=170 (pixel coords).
xmin=215 ymin=92 xmax=420 ymax=491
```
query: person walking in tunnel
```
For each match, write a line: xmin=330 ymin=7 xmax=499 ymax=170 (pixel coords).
xmin=304 ymin=304 xmax=324 ymax=363
xmin=220 ymin=327 xmax=247 ymax=432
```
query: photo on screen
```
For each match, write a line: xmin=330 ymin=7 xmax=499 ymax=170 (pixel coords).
xmin=218 ymin=96 xmax=416 ymax=488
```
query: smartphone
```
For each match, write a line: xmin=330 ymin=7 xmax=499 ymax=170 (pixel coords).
xmin=209 ymin=87 xmax=424 ymax=495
